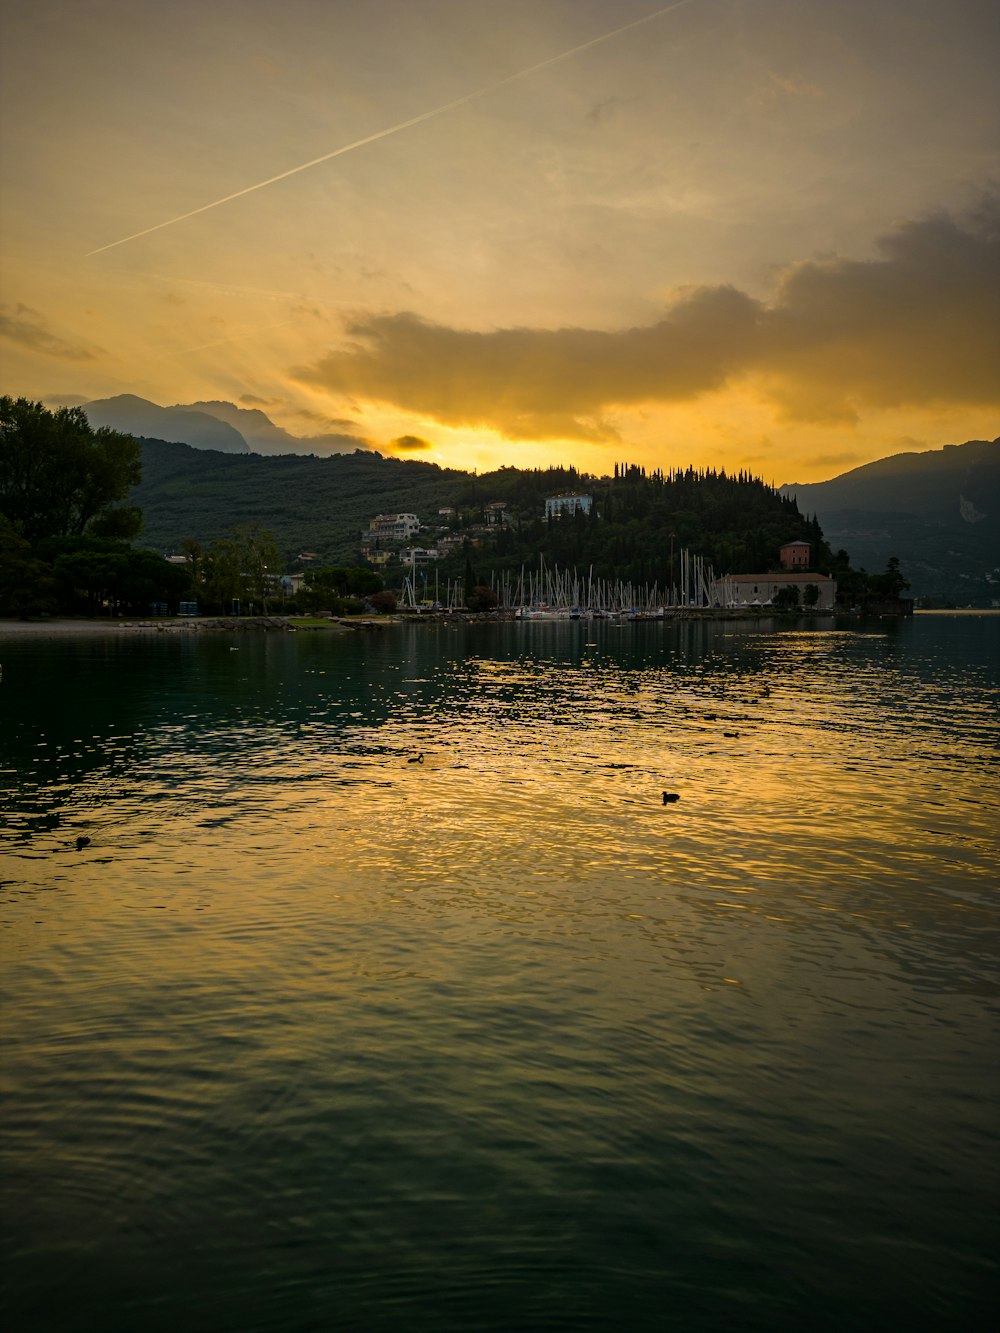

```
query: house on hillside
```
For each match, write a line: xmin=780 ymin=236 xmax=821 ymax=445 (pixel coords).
xmin=545 ymin=494 xmax=592 ymax=519
xmin=779 ymin=541 xmax=812 ymax=570
xmin=368 ymin=512 xmax=420 ymax=540
xmin=436 ymin=533 xmax=466 ymax=553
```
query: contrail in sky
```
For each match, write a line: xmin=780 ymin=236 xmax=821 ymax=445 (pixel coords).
xmin=87 ymin=1 xmax=698 ymax=256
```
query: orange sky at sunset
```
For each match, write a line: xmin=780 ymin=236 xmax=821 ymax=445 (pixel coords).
xmin=1 ymin=0 xmax=997 ymax=481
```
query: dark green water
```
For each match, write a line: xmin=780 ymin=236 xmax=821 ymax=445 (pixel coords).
xmin=1 ymin=613 xmax=998 ymax=1331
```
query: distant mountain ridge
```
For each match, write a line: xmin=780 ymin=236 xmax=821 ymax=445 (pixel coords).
xmin=181 ymin=400 xmax=367 ymax=456
xmin=781 ymin=437 xmax=1000 ymax=604
xmin=76 ymin=394 xmax=366 ymax=457
xmin=82 ymin=395 xmax=249 ymax=454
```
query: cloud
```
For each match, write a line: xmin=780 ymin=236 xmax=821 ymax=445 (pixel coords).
xmin=757 ymin=204 xmax=1000 ymax=421
xmin=389 ymin=434 xmax=434 ymax=453
xmin=586 ymin=94 xmax=630 ymax=125
xmin=0 ymin=304 xmax=100 ymax=361
xmin=291 ymin=406 xmax=359 ymax=431
xmin=757 ymin=71 xmax=826 ymax=106
xmin=295 ymin=284 xmax=758 ymax=441
xmin=43 ymin=394 xmax=90 ymax=409
xmin=293 ymin=203 xmax=1000 ymax=439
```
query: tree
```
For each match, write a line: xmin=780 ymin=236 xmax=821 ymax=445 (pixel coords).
xmin=466 ymin=584 xmax=499 ymax=612
xmin=44 ymin=537 xmax=191 ymax=615
xmin=304 ymin=565 xmax=383 ymax=598
xmin=774 ymin=584 xmax=801 ymax=609
xmin=300 ymin=564 xmax=384 ymax=612
xmin=874 ymin=556 xmax=910 ymax=601
xmin=0 ymin=397 xmax=141 ymax=541
xmin=803 ymin=583 xmax=820 ymax=607
xmin=199 ymin=525 xmax=280 ymax=613
xmin=0 ymin=516 xmax=55 ymax=617
xmin=367 ymin=590 xmax=397 ymax=614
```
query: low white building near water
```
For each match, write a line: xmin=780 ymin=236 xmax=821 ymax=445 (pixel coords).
xmin=711 ymin=572 xmax=837 ymax=609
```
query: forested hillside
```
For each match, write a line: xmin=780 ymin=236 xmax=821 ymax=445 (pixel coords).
xmin=782 ymin=438 xmax=999 ymax=604
xmin=456 ymin=463 xmax=828 ymax=589
xmin=132 ymin=441 xmax=828 ymax=586
xmin=133 ymin=438 xmax=463 ymax=561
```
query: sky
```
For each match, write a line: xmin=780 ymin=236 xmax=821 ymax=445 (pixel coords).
xmin=1 ymin=0 xmax=998 ymax=481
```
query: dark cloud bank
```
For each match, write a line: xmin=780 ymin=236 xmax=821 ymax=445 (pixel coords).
xmin=295 ymin=204 xmax=1000 ymax=440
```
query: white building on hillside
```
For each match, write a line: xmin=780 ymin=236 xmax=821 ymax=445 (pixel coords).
xmin=545 ymin=494 xmax=592 ymax=519
xmin=369 ymin=512 xmax=420 ymax=540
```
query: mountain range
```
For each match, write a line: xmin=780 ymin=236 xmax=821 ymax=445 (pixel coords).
xmin=781 ymin=437 xmax=999 ymax=605
xmin=65 ymin=394 xmax=367 ymax=456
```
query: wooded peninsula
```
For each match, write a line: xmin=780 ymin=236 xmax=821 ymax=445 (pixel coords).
xmin=1 ymin=397 xmax=907 ymax=618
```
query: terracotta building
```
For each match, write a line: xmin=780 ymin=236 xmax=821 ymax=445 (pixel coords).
xmin=779 ymin=541 xmax=812 ymax=570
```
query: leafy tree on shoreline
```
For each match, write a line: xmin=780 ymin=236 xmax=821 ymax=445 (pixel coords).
xmin=46 ymin=537 xmax=192 ymax=615
xmin=299 ymin=564 xmax=385 ymax=614
xmin=198 ymin=526 xmax=281 ymax=613
xmin=0 ymin=517 xmax=55 ymax=617
xmin=0 ymin=397 xmax=141 ymax=541
xmin=466 ymin=585 xmax=499 ymax=612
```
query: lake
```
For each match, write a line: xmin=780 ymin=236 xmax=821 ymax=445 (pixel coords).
xmin=1 ymin=612 xmax=998 ymax=1331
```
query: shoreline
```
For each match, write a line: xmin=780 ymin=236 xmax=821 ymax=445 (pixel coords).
xmin=0 ymin=606 xmax=975 ymax=639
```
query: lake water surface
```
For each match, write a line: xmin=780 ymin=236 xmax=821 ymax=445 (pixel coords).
xmin=2 ymin=613 xmax=998 ymax=1330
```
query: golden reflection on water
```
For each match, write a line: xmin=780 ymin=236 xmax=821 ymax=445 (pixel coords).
xmin=2 ymin=616 xmax=999 ymax=1331
xmin=3 ymin=618 xmax=997 ymax=994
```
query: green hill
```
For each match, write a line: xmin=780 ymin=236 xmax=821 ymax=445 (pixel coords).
xmin=131 ymin=441 xmax=827 ymax=590
xmin=132 ymin=438 xmax=463 ymax=562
